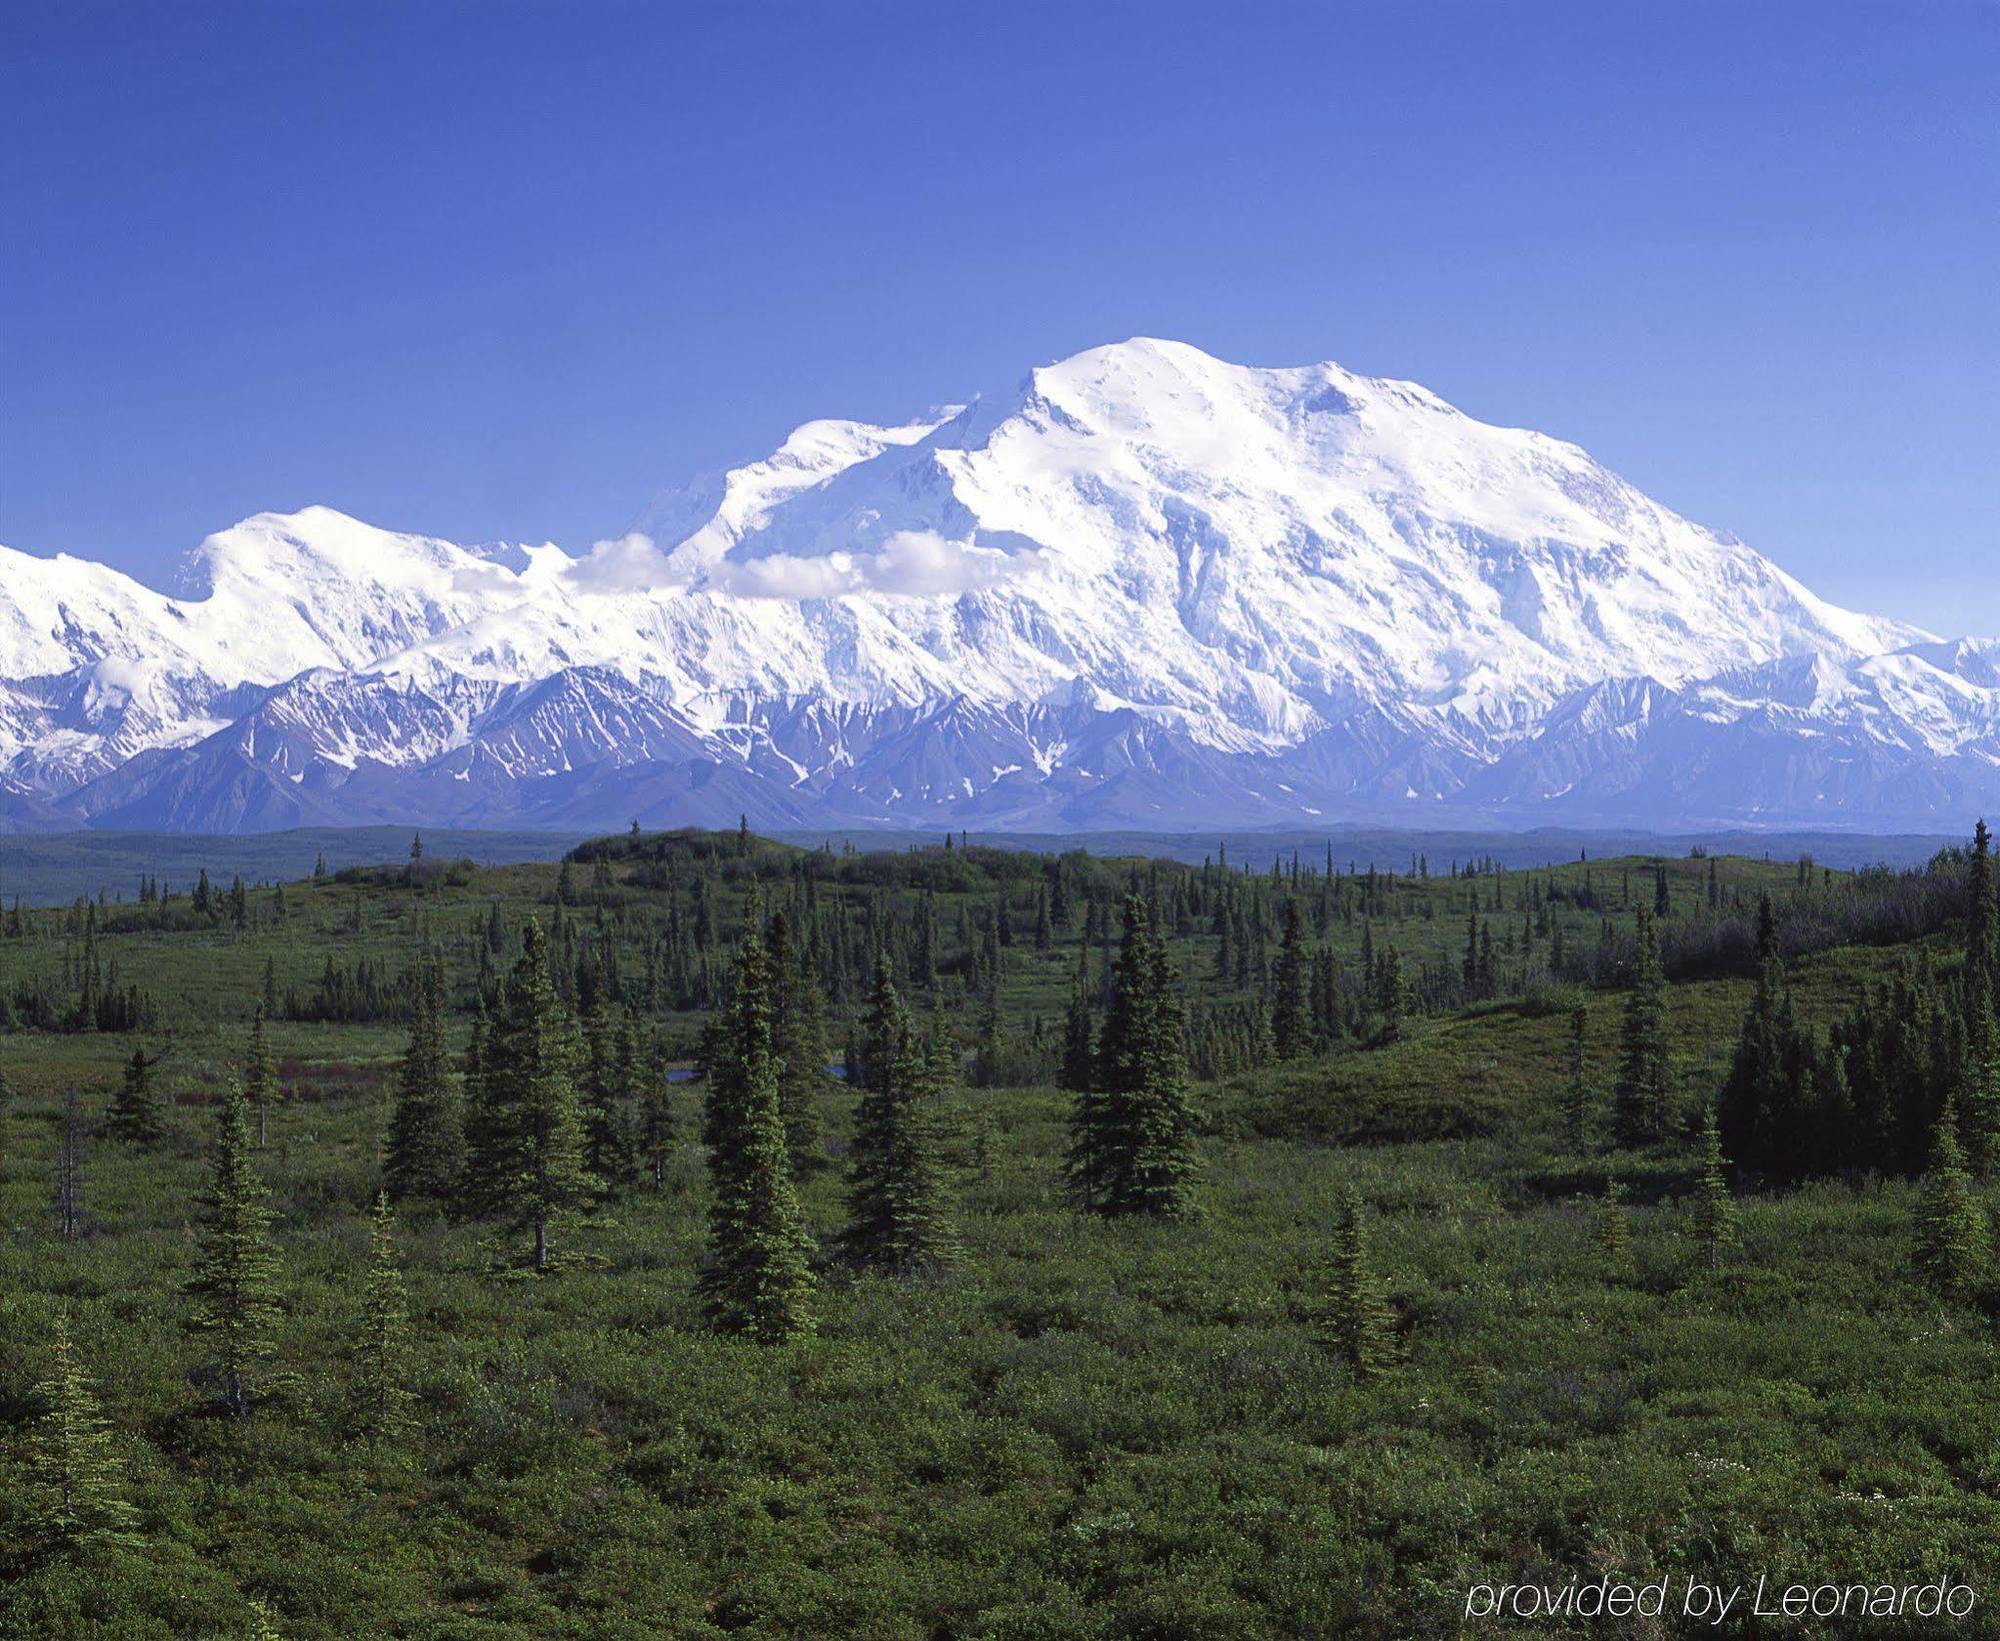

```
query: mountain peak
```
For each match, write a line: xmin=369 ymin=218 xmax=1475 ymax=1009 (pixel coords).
xmin=0 ymin=340 xmax=1979 ymax=831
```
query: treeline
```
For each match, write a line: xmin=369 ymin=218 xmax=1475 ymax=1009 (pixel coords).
xmin=1718 ymin=822 xmax=2000 ymax=1186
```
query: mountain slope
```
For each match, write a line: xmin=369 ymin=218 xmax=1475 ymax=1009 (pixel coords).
xmin=1 ymin=338 xmax=1990 ymax=833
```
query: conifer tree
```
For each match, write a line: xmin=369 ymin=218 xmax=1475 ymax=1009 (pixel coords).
xmin=972 ymin=981 xmax=1006 ymax=1088
xmin=926 ymin=999 xmax=959 ymax=1105
xmin=476 ymin=922 xmax=594 ymax=1269
xmin=1717 ymin=895 xmax=1825 ymax=1182
xmin=1374 ymin=945 xmax=1409 ymax=1043
xmin=1960 ymin=985 xmax=2000 ymax=1177
xmin=105 ymin=1047 xmax=165 ymax=1146
xmin=1272 ymin=898 xmax=1310 ymax=1059
xmin=1560 ymin=1004 xmax=1593 ymax=1154
xmin=767 ymin=910 xmax=827 ymax=1176
xmin=1076 ymin=897 xmax=1199 ymax=1216
xmin=185 ymin=1074 xmax=282 ymax=1418
xmin=1692 ymin=1109 xmax=1740 ymax=1273
xmin=1593 ymin=1177 xmax=1632 ymax=1273
xmin=51 ymin=1084 xmax=87 ymax=1241
xmin=584 ymin=1007 xmax=642 ymax=1193
xmin=1060 ymin=955 xmax=1096 ymax=1094
xmin=843 ymin=972 xmax=959 ymax=1273
xmin=351 ymin=1191 xmax=415 ymax=1443
xmin=244 ymin=1002 xmax=279 ymax=1150
xmin=1613 ymin=908 xmax=1671 ymax=1146
xmin=1325 ymin=1185 xmax=1395 ymax=1376
xmin=699 ymin=926 xmax=816 ymax=1340
xmin=22 ymin=1310 xmax=141 ymax=1557
xmin=1917 ymin=1101 xmax=1987 ymax=1299
xmin=637 ymin=1036 xmax=676 ymax=1191
xmin=384 ymin=962 xmax=461 ymax=1201
xmin=1970 ymin=818 xmax=1996 ymax=999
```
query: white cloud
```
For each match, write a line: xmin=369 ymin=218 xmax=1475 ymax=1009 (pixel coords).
xmin=711 ymin=531 xmax=1042 ymax=600
xmin=566 ymin=532 xmax=676 ymax=594
xmin=551 ymin=527 xmax=1043 ymax=602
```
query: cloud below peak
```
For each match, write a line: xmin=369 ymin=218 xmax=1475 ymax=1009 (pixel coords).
xmin=563 ymin=527 xmax=1043 ymax=602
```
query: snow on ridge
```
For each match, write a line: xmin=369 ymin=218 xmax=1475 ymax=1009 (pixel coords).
xmin=0 ymin=337 xmax=1987 ymax=828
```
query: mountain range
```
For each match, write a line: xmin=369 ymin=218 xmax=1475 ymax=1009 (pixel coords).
xmin=3 ymin=336 xmax=1994 ymax=836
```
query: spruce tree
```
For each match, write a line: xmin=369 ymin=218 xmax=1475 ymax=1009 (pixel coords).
xmin=1593 ymin=1177 xmax=1632 ymax=1273
xmin=1076 ymin=896 xmax=1199 ymax=1216
xmin=926 ymin=1000 xmax=959 ymax=1105
xmin=477 ymin=922 xmax=594 ymax=1269
xmin=1325 ymin=1186 xmax=1396 ymax=1376
xmin=22 ymin=1310 xmax=141 ymax=1557
xmin=596 ymin=1008 xmax=644 ymax=1192
xmin=768 ymin=910 xmax=827 ymax=1175
xmin=637 ymin=1035 xmax=676 ymax=1191
xmin=1613 ymin=908 xmax=1671 ymax=1146
xmin=105 ymin=1047 xmax=164 ymax=1147
xmin=1692 ymin=1109 xmax=1740 ymax=1273
xmin=384 ymin=962 xmax=461 ymax=1201
xmin=51 ymin=1084 xmax=86 ymax=1241
xmin=1960 ymin=985 xmax=2000 ymax=1178
xmin=1917 ymin=1101 xmax=1987 ymax=1299
xmin=1374 ymin=945 xmax=1409 ymax=1043
xmin=185 ymin=1074 xmax=283 ymax=1418
xmin=1060 ymin=955 xmax=1096 ymax=1093
xmin=1717 ymin=895 xmax=1823 ymax=1182
xmin=1271 ymin=898 xmax=1309 ymax=1060
xmin=244 ymin=1002 xmax=279 ymax=1150
xmin=1970 ymin=818 xmax=1996 ymax=996
xmin=351 ymin=1191 xmax=415 ymax=1443
xmin=699 ymin=927 xmax=816 ymax=1341
xmin=842 ymin=972 xmax=959 ymax=1273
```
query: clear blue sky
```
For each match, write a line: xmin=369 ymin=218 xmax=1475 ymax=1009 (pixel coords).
xmin=2 ymin=1 xmax=1994 ymax=634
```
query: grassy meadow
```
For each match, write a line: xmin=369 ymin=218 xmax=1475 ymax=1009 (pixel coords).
xmin=0 ymin=831 xmax=1995 ymax=1638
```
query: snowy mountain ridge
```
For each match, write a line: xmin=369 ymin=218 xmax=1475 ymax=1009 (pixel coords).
xmin=0 ymin=337 xmax=1989 ymax=834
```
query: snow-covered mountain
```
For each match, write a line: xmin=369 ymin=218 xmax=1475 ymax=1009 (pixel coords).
xmin=2 ymin=336 xmax=1993 ymax=834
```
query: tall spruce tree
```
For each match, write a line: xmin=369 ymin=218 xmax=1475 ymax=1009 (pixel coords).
xmin=1717 ymin=895 xmax=1825 ymax=1182
xmin=1271 ymin=898 xmax=1310 ymax=1060
xmin=1692 ymin=1109 xmax=1740 ymax=1273
xmin=1613 ymin=908 xmax=1672 ymax=1146
xmin=185 ymin=1074 xmax=283 ymax=1418
xmin=351 ymin=1191 xmax=416 ymax=1443
xmin=384 ymin=961 xmax=461 ymax=1201
xmin=1060 ymin=953 xmax=1097 ymax=1094
xmin=600 ymin=1009 xmax=645 ymax=1192
xmin=105 ymin=1047 xmax=164 ymax=1147
xmin=22 ymin=1310 xmax=141 ymax=1557
xmin=477 ymin=922 xmax=594 ymax=1269
xmin=637 ymin=1034 xmax=676 ymax=1191
xmin=1970 ymin=819 xmax=1996 ymax=999
xmin=244 ymin=1002 xmax=279 ymax=1150
xmin=1075 ymin=896 xmax=1199 ymax=1216
xmin=842 ymin=972 xmax=959 ymax=1273
xmin=767 ymin=910 xmax=828 ymax=1176
xmin=700 ymin=926 xmax=816 ymax=1341
xmin=51 ymin=1084 xmax=87 ymax=1241
xmin=1325 ymin=1185 xmax=1396 ymax=1376
xmin=1916 ymin=1101 xmax=1987 ymax=1299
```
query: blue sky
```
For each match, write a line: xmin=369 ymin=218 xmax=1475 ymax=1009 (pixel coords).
xmin=2 ymin=1 xmax=1994 ymax=634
